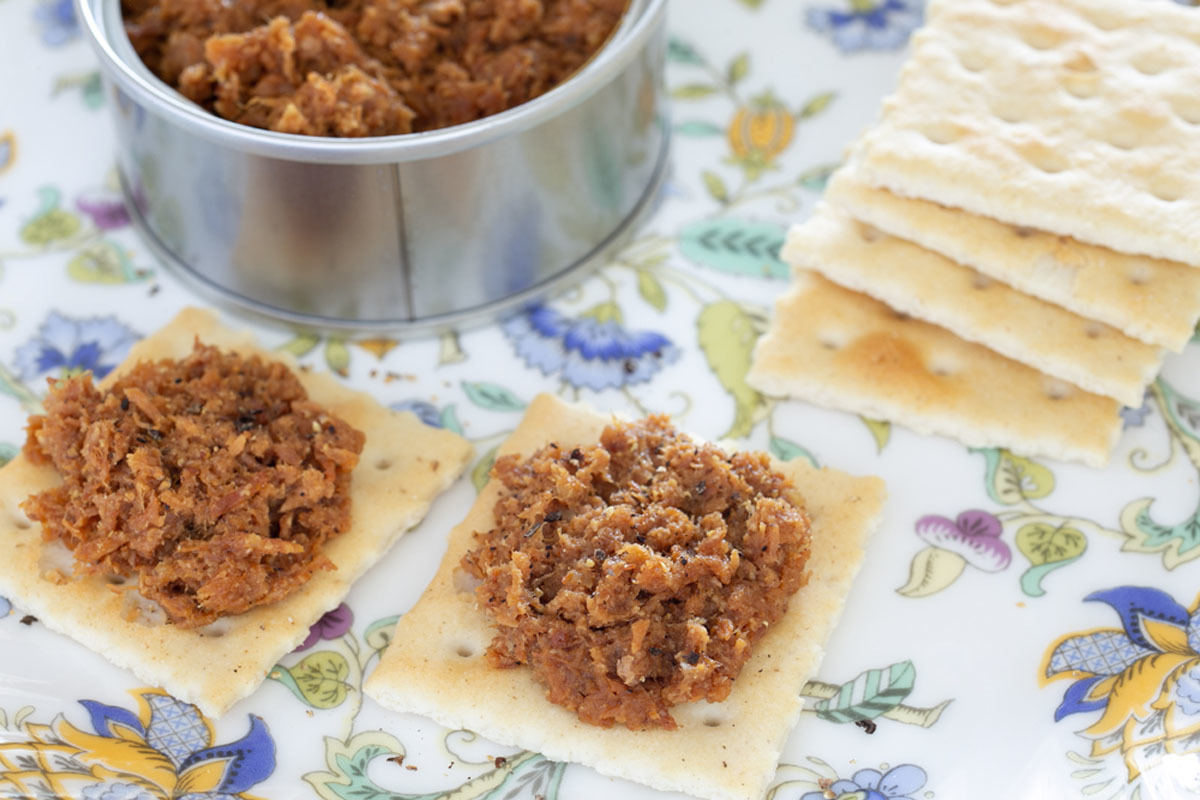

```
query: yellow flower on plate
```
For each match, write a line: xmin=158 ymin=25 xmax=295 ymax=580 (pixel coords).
xmin=0 ymin=688 xmax=275 ymax=799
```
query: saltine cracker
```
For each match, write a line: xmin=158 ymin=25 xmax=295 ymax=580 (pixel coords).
xmin=0 ymin=307 xmax=473 ymax=717
xmin=826 ymin=168 xmax=1200 ymax=352
xmin=365 ymin=393 xmax=886 ymax=800
xmin=853 ymin=0 xmax=1200 ymax=266
xmin=747 ymin=273 xmax=1123 ymax=467
xmin=785 ymin=203 xmax=1164 ymax=407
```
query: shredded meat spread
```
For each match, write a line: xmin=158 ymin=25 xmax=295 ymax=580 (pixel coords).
xmin=121 ymin=0 xmax=628 ymax=136
xmin=460 ymin=416 xmax=812 ymax=730
xmin=21 ymin=343 xmax=365 ymax=628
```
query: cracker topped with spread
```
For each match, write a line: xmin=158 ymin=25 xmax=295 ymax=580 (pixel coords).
xmin=462 ymin=415 xmax=812 ymax=731
xmin=23 ymin=342 xmax=366 ymax=628
xmin=0 ymin=307 xmax=474 ymax=717
xmin=365 ymin=393 xmax=886 ymax=800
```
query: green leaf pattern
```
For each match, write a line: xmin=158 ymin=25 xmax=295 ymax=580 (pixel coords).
xmin=814 ymin=660 xmax=917 ymax=723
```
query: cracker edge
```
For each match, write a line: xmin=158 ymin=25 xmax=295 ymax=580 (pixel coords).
xmin=365 ymin=392 xmax=886 ymax=800
xmin=745 ymin=273 xmax=1123 ymax=468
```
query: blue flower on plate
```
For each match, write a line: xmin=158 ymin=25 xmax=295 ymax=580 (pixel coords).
xmin=13 ymin=311 xmax=140 ymax=383
xmin=0 ymin=596 xmax=10 ymax=618
xmin=390 ymin=398 xmax=443 ymax=429
xmin=1120 ymin=397 xmax=1152 ymax=429
xmin=503 ymin=304 xmax=679 ymax=391
xmin=805 ymin=0 xmax=924 ymax=53
xmin=79 ymin=783 xmax=155 ymax=800
xmin=34 ymin=0 xmax=80 ymax=46
xmin=800 ymin=764 xmax=927 ymax=800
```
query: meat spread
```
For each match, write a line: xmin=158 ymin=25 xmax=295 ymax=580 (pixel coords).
xmin=121 ymin=0 xmax=628 ymax=136
xmin=460 ymin=416 xmax=812 ymax=730
xmin=21 ymin=343 xmax=365 ymax=628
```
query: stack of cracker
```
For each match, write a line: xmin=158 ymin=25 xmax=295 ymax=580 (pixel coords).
xmin=749 ymin=0 xmax=1200 ymax=467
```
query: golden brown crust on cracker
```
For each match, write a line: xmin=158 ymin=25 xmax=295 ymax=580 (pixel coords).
xmin=747 ymin=273 xmax=1122 ymax=467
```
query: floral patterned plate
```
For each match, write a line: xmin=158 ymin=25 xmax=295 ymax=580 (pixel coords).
xmin=2 ymin=0 xmax=1199 ymax=798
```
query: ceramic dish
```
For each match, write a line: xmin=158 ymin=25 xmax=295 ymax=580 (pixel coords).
xmin=3 ymin=0 xmax=1199 ymax=798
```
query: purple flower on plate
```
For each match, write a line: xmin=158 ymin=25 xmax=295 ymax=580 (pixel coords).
xmin=916 ymin=509 xmax=1011 ymax=571
xmin=806 ymin=0 xmax=923 ymax=53
xmin=13 ymin=311 xmax=140 ymax=383
xmin=502 ymin=304 xmax=679 ymax=391
xmin=76 ymin=188 xmax=131 ymax=231
xmin=34 ymin=0 xmax=80 ymax=46
xmin=391 ymin=398 xmax=442 ymax=429
xmin=295 ymin=603 xmax=354 ymax=652
xmin=800 ymin=763 xmax=927 ymax=800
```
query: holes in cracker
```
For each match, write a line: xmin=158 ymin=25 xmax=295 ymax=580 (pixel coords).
xmin=702 ymin=714 xmax=727 ymax=728
xmin=990 ymin=98 xmax=1026 ymax=125
xmin=198 ymin=618 xmax=233 ymax=637
xmin=1013 ymin=141 xmax=1069 ymax=174
xmin=12 ymin=517 xmax=30 ymax=531
xmin=1103 ymin=127 xmax=1140 ymax=151
xmin=38 ymin=539 xmax=74 ymax=577
xmin=1061 ymin=72 xmax=1100 ymax=100
xmin=1063 ymin=50 xmax=1099 ymax=74
xmin=453 ymin=642 xmax=477 ymax=658
xmin=929 ymin=355 xmax=960 ymax=378
xmin=1084 ymin=323 xmax=1105 ymax=340
xmin=956 ymin=49 xmax=989 ymax=73
xmin=121 ymin=591 xmax=167 ymax=626
xmin=1130 ymin=50 xmax=1175 ymax=76
xmin=817 ymin=329 xmax=849 ymax=351
xmin=920 ymin=122 xmax=966 ymax=145
xmin=1147 ymin=175 xmax=1187 ymax=203
xmin=1043 ymin=378 xmax=1073 ymax=400
xmin=1128 ymin=264 xmax=1152 ymax=286
xmin=1080 ymin=7 xmax=1125 ymax=31
xmin=453 ymin=567 xmax=483 ymax=594
xmin=1169 ymin=94 xmax=1200 ymax=125
xmin=1105 ymin=107 xmax=1167 ymax=152
xmin=375 ymin=458 xmax=393 ymax=470
xmin=853 ymin=220 xmax=883 ymax=243
xmin=970 ymin=273 xmax=993 ymax=291
xmin=1016 ymin=22 xmax=1069 ymax=51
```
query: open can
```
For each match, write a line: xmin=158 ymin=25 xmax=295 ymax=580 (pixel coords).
xmin=77 ymin=0 xmax=670 ymax=331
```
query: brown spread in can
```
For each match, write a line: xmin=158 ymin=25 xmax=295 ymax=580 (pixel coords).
xmin=121 ymin=0 xmax=628 ymax=137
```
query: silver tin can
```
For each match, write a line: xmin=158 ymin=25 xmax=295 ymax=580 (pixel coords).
xmin=77 ymin=0 xmax=669 ymax=331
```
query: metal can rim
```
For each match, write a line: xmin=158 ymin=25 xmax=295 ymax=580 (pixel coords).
xmin=77 ymin=0 xmax=666 ymax=165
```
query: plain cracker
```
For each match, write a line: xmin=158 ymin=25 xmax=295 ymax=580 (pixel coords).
xmin=747 ymin=273 xmax=1123 ymax=467
xmin=365 ymin=393 xmax=886 ymax=800
xmin=785 ymin=202 xmax=1164 ymax=407
xmin=0 ymin=307 xmax=474 ymax=718
xmin=852 ymin=0 xmax=1200 ymax=266
xmin=825 ymin=168 xmax=1200 ymax=352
